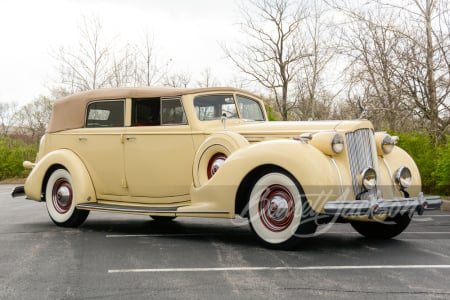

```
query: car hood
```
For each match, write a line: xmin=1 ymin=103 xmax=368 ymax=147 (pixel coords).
xmin=210 ymin=119 xmax=374 ymax=141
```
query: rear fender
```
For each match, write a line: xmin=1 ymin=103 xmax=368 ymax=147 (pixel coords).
xmin=24 ymin=149 xmax=96 ymax=205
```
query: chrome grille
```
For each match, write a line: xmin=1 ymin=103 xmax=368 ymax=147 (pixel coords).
xmin=346 ymin=129 xmax=378 ymax=199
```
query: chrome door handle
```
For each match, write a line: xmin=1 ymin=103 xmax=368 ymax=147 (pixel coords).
xmin=78 ymin=137 xmax=87 ymax=141
xmin=126 ymin=136 xmax=136 ymax=141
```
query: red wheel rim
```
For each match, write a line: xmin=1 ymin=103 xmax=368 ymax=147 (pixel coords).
xmin=52 ymin=178 xmax=73 ymax=214
xmin=258 ymin=184 xmax=295 ymax=232
xmin=207 ymin=153 xmax=227 ymax=179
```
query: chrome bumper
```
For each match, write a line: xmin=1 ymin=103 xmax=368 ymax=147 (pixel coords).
xmin=323 ymin=192 xmax=441 ymax=217
xmin=11 ymin=186 xmax=25 ymax=198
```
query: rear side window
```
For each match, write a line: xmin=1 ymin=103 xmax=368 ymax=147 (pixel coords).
xmin=86 ymin=100 xmax=124 ymax=128
xmin=132 ymin=97 xmax=187 ymax=126
xmin=131 ymin=98 xmax=161 ymax=126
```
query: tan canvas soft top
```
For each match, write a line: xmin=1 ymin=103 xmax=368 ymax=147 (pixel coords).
xmin=46 ymin=87 xmax=249 ymax=133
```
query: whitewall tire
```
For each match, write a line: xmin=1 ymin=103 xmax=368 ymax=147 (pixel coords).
xmin=45 ymin=169 xmax=89 ymax=227
xmin=248 ymin=171 xmax=316 ymax=249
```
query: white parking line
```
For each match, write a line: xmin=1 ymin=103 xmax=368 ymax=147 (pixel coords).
xmin=105 ymin=233 xmax=249 ymax=238
xmin=108 ymin=264 xmax=450 ymax=273
xmin=106 ymin=231 xmax=450 ymax=238
xmin=419 ymin=215 xmax=450 ymax=217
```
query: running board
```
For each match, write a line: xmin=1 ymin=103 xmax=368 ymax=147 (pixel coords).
xmin=76 ymin=203 xmax=229 ymax=215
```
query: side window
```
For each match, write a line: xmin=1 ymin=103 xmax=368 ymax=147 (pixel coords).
xmin=194 ymin=94 xmax=238 ymax=121
xmin=86 ymin=100 xmax=124 ymax=128
xmin=236 ymin=95 xmax=265 ymax=121
xmin=132 ymin=98 xmax=161 ymax=126
xmin=162 ymin=97 xmax=187 ymax=125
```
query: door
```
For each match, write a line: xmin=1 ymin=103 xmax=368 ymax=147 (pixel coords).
xmin=123 ymin=97 xmax=195 ymax=204
xmin=71 ymin=100 xmax=127 ymax=199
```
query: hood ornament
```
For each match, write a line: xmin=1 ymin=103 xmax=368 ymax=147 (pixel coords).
xmin=357 ymin=99 xmax=368 ymax=119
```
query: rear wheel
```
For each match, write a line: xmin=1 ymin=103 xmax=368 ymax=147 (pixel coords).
xmin=350 ymin=213 xmax=412 ymax=239
xmin=45 ymin=169 xmax=89 ymax=227
xmin=248 ymin=170 xmax=317 ymax=250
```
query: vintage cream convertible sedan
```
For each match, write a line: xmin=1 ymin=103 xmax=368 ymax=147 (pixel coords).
xmin=12 ymin=87 xmax=441 ymax=249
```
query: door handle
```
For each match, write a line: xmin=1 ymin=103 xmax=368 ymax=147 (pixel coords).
xmin=78 ymin=137 xmax=87 ymax=142
xmin=126 ymin=136 xmax=136 ymax=141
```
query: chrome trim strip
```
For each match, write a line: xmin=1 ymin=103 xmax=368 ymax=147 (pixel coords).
xmin=382 ymin=157 xmax=397 ymax=196
xmin=77 ymin=203 xmax=177 ymax=213
xmin=330 ymin=158 xmax=344 ymax=195
xmin=76 ymin=203 xmax=229 ymax=215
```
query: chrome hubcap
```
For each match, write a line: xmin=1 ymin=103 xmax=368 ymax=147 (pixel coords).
xmin=259 ymin=184 xmax=295 ymax=232
xmin=268 ymin=195 xmax=289 ymax=220
xmin=52 ymin=179 xmax=73 ymax=214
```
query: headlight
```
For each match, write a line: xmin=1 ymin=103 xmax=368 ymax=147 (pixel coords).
xmin=382 ymin=135 xmax=398 ymax=154
xmin=331 ymin=134 xmax=344 ymax=154
xmin=395 ymin=166 xmax=412 ymax=189
xmin=308 ymin=132 xmax=344 ymax=155
xmin=358 ymin=168 xmax=377 ymax=190
xmin=375 ymin=133 xmax=398 ymax=155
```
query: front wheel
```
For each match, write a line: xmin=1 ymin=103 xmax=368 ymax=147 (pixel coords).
xmin=248 ymin=170 xmax=317 ymax=250
xmin=45 ymin=169 xmax=89 ymax=227
xmin=350 ymin=213 xmax=412 ymax=239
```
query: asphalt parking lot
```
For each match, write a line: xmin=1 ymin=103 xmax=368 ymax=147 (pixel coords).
xmin=1 ymin=184 xmax=450 ymax=299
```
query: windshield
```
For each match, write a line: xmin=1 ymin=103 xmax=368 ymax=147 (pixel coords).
xmin=194 ymin=94 xmax=265 ymax=121
xmin=236 ymin=95 xmax=265 ymax=121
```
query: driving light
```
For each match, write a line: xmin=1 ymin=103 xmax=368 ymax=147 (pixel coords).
xmin=394 ymin=166 xmax=412 ymax=189
xmin=358 ymin=168 xmax=377 ymax=190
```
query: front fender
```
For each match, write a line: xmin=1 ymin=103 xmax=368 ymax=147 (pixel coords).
xmin=24 ymin=149 xmax=97 ymax=205
xmin=379 ymin=146 xmax=422 ymax=197
xmin=188 ymin=139 xmax=340 ymax=216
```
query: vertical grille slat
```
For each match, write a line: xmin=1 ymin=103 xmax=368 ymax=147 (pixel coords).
xmin=346 ymin=129 xmax=378 ymax=199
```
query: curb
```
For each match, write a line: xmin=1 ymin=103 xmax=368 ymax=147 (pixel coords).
xmin=441 ymin=200 xmax=450 ymax=212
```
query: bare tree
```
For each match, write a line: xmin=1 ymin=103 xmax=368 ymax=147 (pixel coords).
xmin=292 ymin=2 xmax=339 ymax=120
xmin=390 ymin=0 xmax=450 ymax=144
xmin=330 ymin=0 xmax=449 ymax=141
xmin=56 ymin=15 xmax=114 ymax=92
xmin=164 ymin=71 xmax=192 ymax=88
xmin=0 ymin=102 xmax=19 ymax=136
xmin=196 ymin=68 xmax=220 ymax=87
xmin=224 ymin=0 xmax=310 ymax=120
xmin=15 ymin=96 xmax=53 ymax=141
xmin=337 ymin=6 xmax=413 ymax=130
xmin=137 ymin=32 xmax=163 ymax=86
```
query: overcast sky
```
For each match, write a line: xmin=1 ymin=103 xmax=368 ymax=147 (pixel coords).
xmin=0 ymin=0 xmax=242 ymax=105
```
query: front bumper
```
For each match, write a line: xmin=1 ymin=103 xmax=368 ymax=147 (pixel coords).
xmin=323 ymin=192 xmax=441 ymax=218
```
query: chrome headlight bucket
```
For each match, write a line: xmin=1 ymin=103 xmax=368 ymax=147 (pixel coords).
xmin=395 ymin=166 xmax=412 ymax=189
xmin=358 ymin=168 xmax=377 ymax=190
xmin=375 ymin=132 xmax=399 ymax=155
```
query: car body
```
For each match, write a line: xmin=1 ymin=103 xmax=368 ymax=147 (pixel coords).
xmin=12 ymin=87 xmax=441 ymax=249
